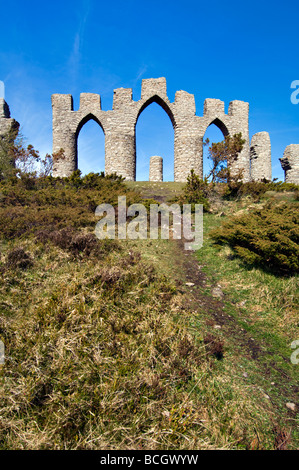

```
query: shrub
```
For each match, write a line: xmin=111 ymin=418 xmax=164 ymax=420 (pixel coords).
xmin=36 ymin=228 xmax=121 ymax=258
xmin=173 ymin=170 xmax=211 ymax=212
xmin=6 ymin=247 xmax=33 ymax=270
xmin=204 ymin=133 xmax=245 ymax=183
xmin=0 ymin=173 xmax=140 ymax=240
xmin=224 ymin=180 xmax=299 ymax=201
xmin=210 ymin=202 xmax=299 ymax=275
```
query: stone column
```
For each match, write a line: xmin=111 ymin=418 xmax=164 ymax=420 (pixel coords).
xmin=104 ymin=88 xmax=136 ymax=180
xmin=227 ymin=100 xmax=250 ymax=182
xmin=0 ymin=99 xmax=19 ymax=137
xmin=250 ymin=132 xmax=272 ymax=181
xmin=174 ymin=129 xmax=203 ymax=181
xmin=0 ymin=99 xmax=19 ymax=173
xmin=173 ymin=91 xmax=201 ymax=181
xmin=52 ymin=94 xmax=77 ymax=177
xmin=105 ymin=130 xmax=136 ymax=180
xmin=149 ymin=156 xmax=163 ymax=182
xmin=280 ymin=145 xmax=299 ymax=184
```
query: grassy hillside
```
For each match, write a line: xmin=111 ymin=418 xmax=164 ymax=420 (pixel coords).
xmin=0 ymin=176 xmax=298 ymax=449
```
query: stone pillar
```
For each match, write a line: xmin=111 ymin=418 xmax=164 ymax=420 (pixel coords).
xmin=104 ymin=88 xmax=136 ymax=180
xmin=174 ymin=129 xmax=203 ymax=181
xmin=173 ymin=90 xmax=201 ymax=181
xmin=52 ymin=94 xmax=77 ymax=177
xmin=250 ymin=132 xmax=272 ymax=181
xmin=227 ymin=100 xmax=250 ymax=182
xmin=149 ymin=156 xmax=163 ymax=182
xmin=280 ymin=145 xmax=299 ymax=184
xmin=0 ymin=98 xmax=19 ymax=137
xmin=0 ymin=99 xmax=19 ymax=173
xmin=105 ymin=130 xmax=136 ymax=180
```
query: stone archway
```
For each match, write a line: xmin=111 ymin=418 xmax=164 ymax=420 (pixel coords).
xmin=75 ymin=114 xmax=105 ymax=175
xmin=202 ymin=120 xmax=229 ymax=179
xmin=51 ymin=78 xmax=251 ymax=182
xmin=135 ymin=94 xmax=176 ymax=181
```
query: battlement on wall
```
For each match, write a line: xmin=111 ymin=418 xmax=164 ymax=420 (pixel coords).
xmin=51 ymin=94 xmax=74 ymax=112
xmin=228 ymin=100 xmax=249 ymax=117
xmin=52 ymin=93 xmax=103 ymax=113
xmin=51 ymin=77 xmax=296 ymax=184
xmin=80 ymin=93 xmax=101 ymax=110
xmin=113 ymin=88 xmax=133 ymax=110
xmin=141 ymin=77 xmax=167 ymax=100
xmin=204 ymin=98 xmax=225 ymax=116
xmin=52 ymin=79 xmax=248 ymax=122
xmin=203 ymin=98 xmax=249 ymax=118
xmin=174 ymin=90 xmax=196 ymax=116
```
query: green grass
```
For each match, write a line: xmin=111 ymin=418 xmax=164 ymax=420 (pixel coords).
xmin=194 ymin=211 xmax=298 ymax=443
xmin=125 ymin=181 xmax=185 ymax=202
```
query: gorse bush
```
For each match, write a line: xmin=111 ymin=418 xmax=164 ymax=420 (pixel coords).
xmin=174 ymin=170 xmax=211 ymax=212
xmin=210 ymin=202 xmax=299 ymax=275
xmin=224 ymin=180 xmax=299 ymax=201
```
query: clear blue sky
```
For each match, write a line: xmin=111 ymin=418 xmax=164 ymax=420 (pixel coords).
xmin=0 ymin=0 xmax=298 ymax=181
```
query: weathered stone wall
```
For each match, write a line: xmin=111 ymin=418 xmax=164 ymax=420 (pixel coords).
xmin=149 ymin=156 xmax=163 ymax=182
xmin=250 ymin=132 xmax=272 ymax=181
xmin=51 ymin=77 xmax=263 ymax=183
xmin=280 ymin=145 xmax=299 ymax=184
xmin=192 ymin=98 xmax=251 ymax=181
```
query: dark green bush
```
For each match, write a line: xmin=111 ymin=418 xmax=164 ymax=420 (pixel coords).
xmin=224 ymin=180 xmax=299 ymax=201
xmin=210 ymin=202 xmax=299 ymax=275
xmin=173 ymin=170 xmax=211 ymax=212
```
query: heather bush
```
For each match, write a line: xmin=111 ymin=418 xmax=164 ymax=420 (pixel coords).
xmin=6 ymin=247 xmax=33 ymax=270
xmin=0 ymin=172 xmax=140 ymax=240
xmin=36 ymin=228 xmax=121 ymax=258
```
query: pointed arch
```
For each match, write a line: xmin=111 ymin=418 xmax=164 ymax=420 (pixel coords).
xmin=136 ymin=95 xmax=176 ymax=128
xmin=76 ymin=114 xmax=105 ymax=175
xmin=203 ymin=119 xmax=230 ymax=179
xmin=135 ymin=98 xmax=175 ymax=181
xmin=75 ymin=113 xmax=105 ymax=138
xmin=206 ymin=118 xmax=229 ymax=137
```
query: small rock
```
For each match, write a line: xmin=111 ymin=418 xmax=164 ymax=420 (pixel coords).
xmin=286 ymin=402 xmax=296 ymax=412
xmin=212 ymin=286 xmax=224 ymax=299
